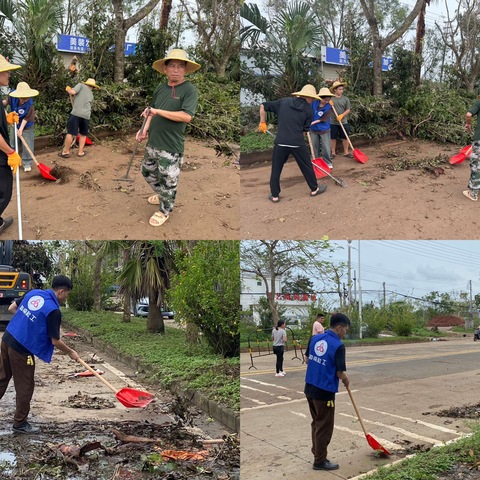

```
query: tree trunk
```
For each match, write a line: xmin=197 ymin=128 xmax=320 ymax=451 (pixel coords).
xmin=93 ymin=254 xmax=103 ymax=311
xmin=160 ymin=0 xmax=172 ymax=31
xmin=122 ymin=294 xmax=131 ymax=323
xmin=414 ymin=0 xmax=429 ymax=86
xmin=147 ymin=288 xmax=165 ymax=333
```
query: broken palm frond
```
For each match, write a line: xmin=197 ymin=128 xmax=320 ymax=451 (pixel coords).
xmin=156 ymin=448 xmax=210 ymax=461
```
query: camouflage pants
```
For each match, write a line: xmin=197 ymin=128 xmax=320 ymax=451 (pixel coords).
xmin=469 ymin=140 xmax=480 ymax=196
xmin=142 ymin=146 xmax=183 ymax=216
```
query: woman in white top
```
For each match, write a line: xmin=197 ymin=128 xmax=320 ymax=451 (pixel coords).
xmin=272 ymin=320 xmax=287 ymax=377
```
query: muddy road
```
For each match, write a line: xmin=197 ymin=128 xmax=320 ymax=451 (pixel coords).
xmin=240 ymin=335 xmax=480 ymax=479
xmin=3 ymin=135 xmax=239 ymax=240
xmin=240 ymin=140 xmax=475 ymax=240
xmin=0 ymin=332 xmax=239 ymax=479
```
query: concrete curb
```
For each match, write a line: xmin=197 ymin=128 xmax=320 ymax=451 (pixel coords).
xmin=63 ymin=322 xmax=239 ymax=433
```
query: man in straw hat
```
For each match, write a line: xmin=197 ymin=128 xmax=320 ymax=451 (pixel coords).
xmin=329 ymin=81 xmax=352 ymax=159
xmin=5 ymin=82 xmax=39 ymax=172
xmin=0 ymin=55 xmax=22 ymax=234
xmin=59 ymin=78 xmax=100 ymax=158
xmin=136 ymin=48 xmax=200 ymax=227
xmin=259 ymin=84 xmax=328 ymax=202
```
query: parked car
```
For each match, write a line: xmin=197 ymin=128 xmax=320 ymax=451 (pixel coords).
xmin=133 ymin=300 xmax=174 ymax=319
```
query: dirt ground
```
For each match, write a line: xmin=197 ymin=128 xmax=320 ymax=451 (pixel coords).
xmin=240 ymin=139 xmax=476 ymax=240
xmin=2 ymin=135 xmax=239 ymax=240
xmin=0 ymin=332 xmax=239 ymax=479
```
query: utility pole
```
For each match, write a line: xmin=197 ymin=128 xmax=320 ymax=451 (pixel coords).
xmin=469 ymin=279 xmax=473 ymax=316
xmin=383 ymin=282 xmax=386 ymax=309
xmin=358 ymin=240 xmax=362 ymax=339
xmin=353 ymin=270 xmax=357 ymax=304
xmin=347 ymin=240 xmax=352 ymax=304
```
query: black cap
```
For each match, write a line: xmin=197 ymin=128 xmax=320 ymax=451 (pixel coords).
xmin=51 ymin=275 xmax=73 ymax=290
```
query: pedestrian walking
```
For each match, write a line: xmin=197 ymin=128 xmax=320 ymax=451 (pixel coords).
xmin=5 ymin=82 xmax=39 ymax=173
xmin=304 ymin=312 xmax=351 ymax=471
xmin=0 ymin=55 xmax=22 ymax=234
xmin=329 ymin=81 xmax=352 ymax=158
xmin=463 ymin=99 xmax=480 ymax=201
xmin=311 ymin=312 xmax=326 ymax=336
xmin=136 ymin=48 xmax=201 ymax=227
xmin=0 ymin=275 xmax=80 ymax=433
xmin=272 ymin=319 xmax=287 ymax=377
xmin=259 ymin=84 xmax=327 ymax=202
xmin=59 ymin=78 xmax=100 ymax=158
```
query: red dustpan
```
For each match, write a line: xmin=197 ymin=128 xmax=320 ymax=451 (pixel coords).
xmin=78 ymin=358 xmax=154 ymax=408
xmin=347 ymin=387 xmax=391 ymax=455
xmin=19 ymin=136 xmax=57 ymax=181
xmin=306 ymin=132 xmax=331 ymax=179
xmin=449 ymin=145 xmax=471 ymax=165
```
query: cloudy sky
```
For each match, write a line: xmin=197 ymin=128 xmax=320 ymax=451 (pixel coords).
xmin=326 ymin=240 xmax=480 ymax=304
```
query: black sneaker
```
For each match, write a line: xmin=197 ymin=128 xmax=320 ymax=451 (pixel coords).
xmin=313 ymin=460 xmax=339 ymax=470
xmin=12 ymin=422 xmax=39 ymax=434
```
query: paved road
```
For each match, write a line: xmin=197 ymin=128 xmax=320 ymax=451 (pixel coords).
xmin=241 ymin=336 xmax=480 ymax=479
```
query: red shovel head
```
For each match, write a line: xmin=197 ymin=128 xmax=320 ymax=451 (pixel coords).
xmin=38 ymin=163 xmax=57 ymax=181
xmin=366 ymin=433 xmax=391 ymax=455
xmin=449 ymin=152 xmax=466 ymax=165
xmin=116 ymin=387 xmax=154 ymax=408
xmin=353 ymin=149 xmax=368 ymax=164
xmin=312 ymin=158 xmax=331 ymax=179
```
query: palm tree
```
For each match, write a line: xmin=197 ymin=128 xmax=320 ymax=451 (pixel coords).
xmin=118 ymin=241 xmax=175 ymax=333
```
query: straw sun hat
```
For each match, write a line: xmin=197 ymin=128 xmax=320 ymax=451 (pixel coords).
xmin=10 ymin=82 xmax=39 ymax=98
xmin=291 ymin=84 xmax=321 ymax=100
xmin=329 ymin=81 xmax=347 ymax=93
xmin=82 ymin=78 xmax=101 ymax=89
xmin=318 ymin=87 xmax=334 ymax=97
xmin=152 ymin=49 xmax=201 ymax=75
xmin=0 ymin=55 xmax=21 ymax=73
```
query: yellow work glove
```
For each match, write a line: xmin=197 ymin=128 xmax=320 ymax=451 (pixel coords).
xmin=7 ymin=151 xmax=21 ymax=174
xmin=258 ymin=121 xmax=267 ymax=134
xmin=5 ymin=112 xmax=19 ymax=125
xmin=336 ymin=113 xmax=345 ymax=122
xmin=66 ymin=86 xmax=71 ymax=93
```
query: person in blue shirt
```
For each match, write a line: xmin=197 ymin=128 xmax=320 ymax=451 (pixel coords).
xmin=310 ymin=87 xmax=334 ymax=168
xmin=0 ymin=275 xmax=80 ymax=434
xmin=304 ymin=312 xmax=350 ymax=471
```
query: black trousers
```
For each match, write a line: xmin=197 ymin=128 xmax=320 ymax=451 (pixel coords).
xmin=270 ymin=144 xmax=318 ymax=197
xmin=307 ymin=396 xmax=335 ymax=464
xmin=273 ymin=345 xmax=284 ymax=373
xmin=0 ymin=164 xmax=12 ymax=222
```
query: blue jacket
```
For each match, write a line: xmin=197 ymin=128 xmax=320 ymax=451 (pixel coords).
xmin=305 ymin=329 xmax=343 ymax=392
xmin=6 ymin=289 xmax=60 ymax=362
xmin=10 ymin=97 xmax=34 ymax=129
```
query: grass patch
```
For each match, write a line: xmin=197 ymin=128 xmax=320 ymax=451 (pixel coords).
xmin=62 ymin=310 xmax=239 ymax=411
xmin=363 ymin=427 xmax=480 ymax=479
xmin=240 ymin=131 xmax=274 ymax=154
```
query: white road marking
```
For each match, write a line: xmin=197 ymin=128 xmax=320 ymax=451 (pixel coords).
xmin=241 ymin=377 xmax=303 ymax=394
xmin=240 ymin=395 xmax=266 ymax=406
xmin=334 ymin=425 xmax=399 ymax=450
xmin=359 ymin=406 xmax=461 ymax=434
xmin=241 ymin=385 xmax=292 ymax=401
xmin=290 ymin=411 xmax=307 ymax=418
xmin=339 ymin=412 xmax=440 ymax=444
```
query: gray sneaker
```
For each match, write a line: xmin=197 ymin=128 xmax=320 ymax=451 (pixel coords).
xmin=13 ymin=422 xmax=39 ymax=434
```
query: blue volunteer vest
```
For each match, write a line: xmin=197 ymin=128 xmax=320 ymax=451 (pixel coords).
xmin=305 ymin=329 xmax=343 ymax=392
xmin=10 ymin=96 xmax=34 ymax=129
xmin=6 ymin=289 xmax=60 ymax=362
xmin=310 ymin=101 xmax=332 ymax=133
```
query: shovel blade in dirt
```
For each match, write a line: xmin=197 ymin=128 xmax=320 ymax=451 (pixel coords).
xmin=449 ymin=145 xmax=472 ymax=165
xmin=19 ymin=135 xmax=57 ymax=181
xmin=353 ymin=149 xmax=368 ymax=164
xmin=312 ymin=157 xmax=331 ymax=179
xmin=365 ymin=433 xmax=391 ymax=455
xmin=116 ymin=388 xmax=154 ymax=408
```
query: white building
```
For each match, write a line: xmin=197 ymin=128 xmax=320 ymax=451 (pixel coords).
xmin=241 ymin=272 xmax=318 ymax=327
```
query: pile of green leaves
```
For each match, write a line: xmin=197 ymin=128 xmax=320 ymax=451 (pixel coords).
xmin=62 ymin=310 xmax=239 ymax=411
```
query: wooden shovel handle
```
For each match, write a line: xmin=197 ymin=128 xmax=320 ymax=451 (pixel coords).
xmin=347 ymin=386 xmax=369 ymax=437
xmin=306 ymin=131 xmax=316 ymax=159
xmin=18 ymin=135 xmax=39 ymax=167
xmin=78 ymin=357 xmax=119 ymax=395
xmin=330 ymin=102 xmax=355 ymax=151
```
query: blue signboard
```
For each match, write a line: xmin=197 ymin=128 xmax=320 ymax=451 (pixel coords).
xmin=382 ymin=56 xmax=393 ymax=72
xmin=57 ymin=34 xmax=90 ymax=53
xmin=323 ymin=46 xmax=349 ymax=66
xmin=124 ymin=42 xmax=137 ymax=56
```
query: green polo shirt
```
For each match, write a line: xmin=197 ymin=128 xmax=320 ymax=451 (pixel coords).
xmin=147 ymin=80 xmax=198 ymax=154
